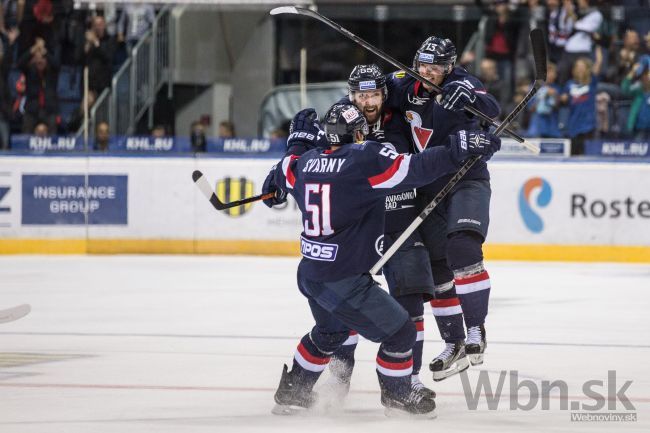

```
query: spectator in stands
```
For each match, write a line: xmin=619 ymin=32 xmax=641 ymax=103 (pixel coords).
xmin=479 ymin=58 xmax=508 ymax=106
xmin=621 ymin=56 xmax=650 ymax=140
xmin=476 ymin=0 xmax=519 ymax=103
xmin=82 ymin=15 xmax=115 ymax=95
xmin=547 ymin=0 xmax=575 ymax=64
xmin=269 ymin=120 xmax=290 ymax=139
xmin=527 ymin=63 xmax=563 ymax=138
xmin=151 ymin=124 xmax=166 ymax=138
xmin=607 ymin=29 xmax=641 ymax=84
xmin=560 ymin=54 xmax=602 ymax=155
xmin=190 ymin=120 xmax=206 ymax=152
xmin=18 ymin=36 xmax=59 ymax=134
xmin=218 ymin=120 xmax=236 ymax=138
xmin=33 ymin=121 xmax=48 ymax=137
xmin=18 ymin=0 xmax=57 ymax=61
xmin=0 ymin=29 xmax=12 ymax=149
xmin=558 ymin=0 xmax=603 ymax=84
xmin=94 ymin=121 xmax=110 ymax=151
xmin=116 ymin=3 xmax=155 ymax=54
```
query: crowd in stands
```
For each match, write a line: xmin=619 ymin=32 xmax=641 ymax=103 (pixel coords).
xmin=1 ymin=1 xmax=650 ymax=156
xmin=467 ymin=0 xmax=650 ymax=154
xmin=0 ymin=0 xmax=156 ymax=149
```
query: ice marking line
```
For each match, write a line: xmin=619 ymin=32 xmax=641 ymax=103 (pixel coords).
xmin=1 ymin=331 xmax=649 ymax=349
xmin=0 ymin=383 xmax=648 ymax=403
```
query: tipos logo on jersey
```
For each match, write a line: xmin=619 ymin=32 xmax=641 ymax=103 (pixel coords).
xmin=301 ymin=236 xmax=338 ymax=261
xmin=405 ymin=111 xmax=433 ymax=152
xmin=519 ymin=177 xmax=552 ymax=233
xmin=216 ymin=177 xmax=255 ymax=217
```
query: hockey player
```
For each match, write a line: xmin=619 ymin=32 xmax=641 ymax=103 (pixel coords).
xmin=328 ymin=64 xmax=437 ymax=399
xmin=385 ymin=36 xmax=501 ymax=380
xmin=262 ymin=103 xmax=501 ymax=416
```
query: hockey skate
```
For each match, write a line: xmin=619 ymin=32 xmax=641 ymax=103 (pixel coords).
xmin=272 ymin=364 xmax=318 ymax=415
xmin=411 ymin=375 xmax=436 ymax=399
xmin=379 ymin=377 xmax=437 ymax=418
xmin=429 ymin=341 xmax=470 ymax=381
xmin=466 ymin=325 xmax=487 ymax=366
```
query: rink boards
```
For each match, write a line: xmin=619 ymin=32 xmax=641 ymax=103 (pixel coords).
xmin=0 ymin=155 xmax=649 ymax=262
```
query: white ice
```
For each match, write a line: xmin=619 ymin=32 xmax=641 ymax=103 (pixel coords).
xmin=1 ymin=256 xmax=649 ymax=433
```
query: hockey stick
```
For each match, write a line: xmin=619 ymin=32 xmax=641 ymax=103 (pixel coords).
xmin=193 ymin=170 xmax=275 ymax=211
xmin=0 ymin=304 xmax=31 ymax=324
xmin=270 ymin=6 xmax=533 ymax=150
xmin=369 ymin=28 xmax=547 ymax=275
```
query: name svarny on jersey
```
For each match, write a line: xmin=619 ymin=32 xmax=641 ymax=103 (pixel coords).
xmin=302 ymin=158 xmax=346 ymax=173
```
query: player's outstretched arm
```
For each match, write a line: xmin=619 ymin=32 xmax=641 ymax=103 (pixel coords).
xmin=361 ymin=132 xmax=498 ymax=194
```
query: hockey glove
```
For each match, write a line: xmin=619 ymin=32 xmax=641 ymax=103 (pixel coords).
xmin=448 ymin=130 xmax=501 ymax=165
xmin=287 ymin=108 xmax=328 ymax=155
xmin=262 ymin=167 xmax=287 ymax=208
xmin=440 ymin=80 xmax=477 ymax=112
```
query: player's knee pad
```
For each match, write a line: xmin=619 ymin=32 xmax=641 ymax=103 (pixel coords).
xmin=381 ymin=319 xmax=416 ymax=355
xmin=310 ymin=328 xmax=350 ymax=354
xmin=396 ymin=293 xmax=425 ymax=318
xmin=447 ymin=230 xmax=484 ymax=270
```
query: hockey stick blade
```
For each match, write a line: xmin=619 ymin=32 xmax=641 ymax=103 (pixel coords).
xmin=270 ymin=6 xmax=526 ymax=145
xmin=192 ymin=170 xmax=275 ymax=211
xmin=370 ymin=30 xmax=547 ymax=275
xmin=0 ymin=304 xmax=31 ymax=324
xmin=270 ymin=6 xmax=298 ymax=16
xmin=530 ymin=28 xmax=548 ymax=82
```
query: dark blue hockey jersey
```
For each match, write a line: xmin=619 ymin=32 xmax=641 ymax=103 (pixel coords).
xmin=385 ymin=67 xmax=500 ymax=194
xmin=336 ymin=95 xmax=418 ymax=234
xmin=273 ymin=140 xmax=459 ymax=282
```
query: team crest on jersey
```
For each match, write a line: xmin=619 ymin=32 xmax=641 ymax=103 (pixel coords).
xmin=393 ymin=71 xmax=406 ymax=79
xmin=375 ymin=234 xmax=384 ymax=255
xmin=407 ymin=93 xmax=429 ymax=106
xmin=405 ymin=111 xmax=433 ymax=152
xmin=216 ymin=176 xmax=255 ymax=217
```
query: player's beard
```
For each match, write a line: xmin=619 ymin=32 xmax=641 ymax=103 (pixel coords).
xmin=362 ymin=104 xmax=381 ymax=124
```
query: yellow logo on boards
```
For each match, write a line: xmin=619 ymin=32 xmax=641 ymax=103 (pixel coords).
xmin=216 ymin=177 xmax=255 ymax=217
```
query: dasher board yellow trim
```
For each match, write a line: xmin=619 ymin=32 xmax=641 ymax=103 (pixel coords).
xmin=1 ymin=239 xmax=650 ymax=263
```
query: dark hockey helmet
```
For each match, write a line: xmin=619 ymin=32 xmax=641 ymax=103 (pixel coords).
xmin=412 ymin=36 xmax=457 ymax=74
xmin=323 ymin=103 xmax=369 ymax=145
xmin=348 ymin=64 xmax=387 ymax=100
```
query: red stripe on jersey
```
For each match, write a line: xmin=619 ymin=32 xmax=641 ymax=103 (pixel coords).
xmin=368 ymin=154 xmax=405 ymax=187
xmin=415 ymin=321 xmax=424 ymax=332
xmin=296 ymin=343 xmax=330 ymax=365
xmin=455 ymin=271 xmax=490 ymax=285
xmin=376 ymin=356 xmax=414 ymax=371
xmin=285 ymin=154 xmax=300 ymax=188
xmin=349 ymin=330 xmax=358 ymax=336
xmin=430 ymin=297 xmax=461 ymax=308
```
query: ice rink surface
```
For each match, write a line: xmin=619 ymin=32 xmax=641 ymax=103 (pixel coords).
xmin=1 ymin=255 xmax=648 ymax=432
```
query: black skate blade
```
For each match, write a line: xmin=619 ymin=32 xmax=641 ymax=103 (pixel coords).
xmin=384 ymin=406 xmax=438 ymax=419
